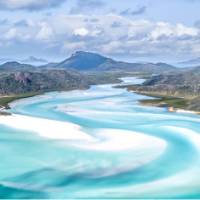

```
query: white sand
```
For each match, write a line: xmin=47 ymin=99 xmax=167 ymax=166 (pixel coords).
xmin=75 ymin=129 xmax=167 ymax=152
xmin=0 ymin=114 xmax=93 ymax=141
xmin=0 ymin=114 xmax=167 ymax=153
xmin=176 ymin=109 xmax=199 ymax=114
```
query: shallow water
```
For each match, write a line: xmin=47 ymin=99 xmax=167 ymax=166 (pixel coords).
xmin=1 ymin=77 xmax=200 ymax=198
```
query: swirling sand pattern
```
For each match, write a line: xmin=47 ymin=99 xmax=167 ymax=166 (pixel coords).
xmin=0 ymin=77 xmax=200 ymax=198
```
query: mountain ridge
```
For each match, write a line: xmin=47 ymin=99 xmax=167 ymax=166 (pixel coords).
xmin=0 ymin=51 xmax=177 ymax=73
xmin=55 ymin=51 xmax=177 ymax=73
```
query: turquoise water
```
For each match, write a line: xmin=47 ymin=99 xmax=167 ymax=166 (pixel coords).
xmin=1 ymin=77 xmax=200 ymax=198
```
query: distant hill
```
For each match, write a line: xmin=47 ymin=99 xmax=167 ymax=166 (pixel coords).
xmin=0 ymin=56 xmax=49 ymax=66
xmin=0 ymin=69 xmax=89 ymax=95
xmin=132 ymin=65 xmax=200 ymax=98
xmin=0 ymin=60 xmax=122 ymax=95
xmin=0 ymin=51 xmax=177 ymax=73
xmin=55 ymin=51 xmax=176 ymax=73
xmin=0 ymin=62 xmax=36 ymax=71
xmin=122 ymin=66 xmax=200 ymax=111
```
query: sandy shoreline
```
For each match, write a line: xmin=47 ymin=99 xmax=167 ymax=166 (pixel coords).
xmin=140 ymin=102 xmax=200 ymax=115
xmin=175 ymin=109 xmax=200 ymax=115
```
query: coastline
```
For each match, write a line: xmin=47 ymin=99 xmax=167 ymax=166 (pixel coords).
xmin=116 ymin=84 xmax=200 ymax=115
xmin=2 ymin=78 xmax=200 ymax=116
xmin=1 ymin=74 xmax=200 ymax=117
xmin=0 ymin=87 xmax=91 ymax=114
xmin=0 ymin=73 xmax=126 ymax=114
xmin=0 ymin=92 xmax=43 ymax=109
xmin=0 ymin=92 xmax=43 ymax=115
xmin=135 ymin=91 xmax=200 ymax=115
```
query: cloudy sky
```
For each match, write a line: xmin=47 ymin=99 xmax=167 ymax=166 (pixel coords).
xmin=1 ymin=0 xmax=200 ymax=62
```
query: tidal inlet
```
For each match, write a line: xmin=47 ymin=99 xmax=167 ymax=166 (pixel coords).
xmin=0 ymin=77 xmax=200 ymax=198
xmin=1 ymin=0 xmax=200 ymax=199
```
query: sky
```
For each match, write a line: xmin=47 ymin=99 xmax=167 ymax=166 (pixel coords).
xmin=1 ymin=0 xmax=200 ymax=63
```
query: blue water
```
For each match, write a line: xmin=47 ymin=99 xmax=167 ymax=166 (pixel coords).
xmin=1 ymin=77 xmax=200 ymax=199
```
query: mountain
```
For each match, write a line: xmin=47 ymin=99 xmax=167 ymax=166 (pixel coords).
xmin=56 ymin=51 xmax=113 ymax=70
xmin=56 ymin=51 xmax=176 ymax=73
xmin=0 ymin=61 xmax=121 ymax=95
xmin=22 ymin=56 xmax=48 ymax=66
xmin=0 ymin=51 xmax=176 ymax=73
xmin=0 ymin=61 xmax=36 ymax=71
xmin=0 ymin=56 xmax=48 ymax=66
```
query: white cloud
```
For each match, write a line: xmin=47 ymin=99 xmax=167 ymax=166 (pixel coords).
xmin=101 ymin=41 xmax=123 ymax=54
xmin=4 ymin=28 xmax=17 ymax=40
xmin=1 ymin=14 xmax=200 ymax=60
xmin=36 ymin=22 xmax=53 ymax=41
xmin=74 ymin=28 xmax=89 ymax=36
xmin=176 ymin=23 xmax=198 ymax=36
xmin=150 ymin=22 xmax=198 ymax=40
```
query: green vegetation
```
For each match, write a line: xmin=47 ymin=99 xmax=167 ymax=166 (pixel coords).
xmin=120 ymin=83 xmax=200 ymax=112
xmin=0 ymin=92 xmax=42 ymax=109
xmin=140 ymin=95 xmax=188 ymax=109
